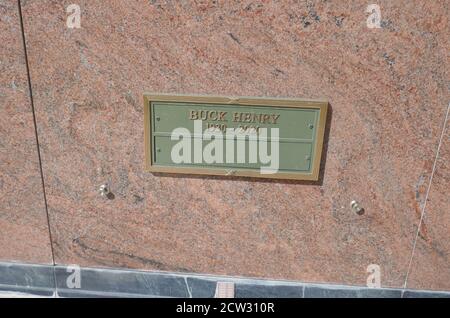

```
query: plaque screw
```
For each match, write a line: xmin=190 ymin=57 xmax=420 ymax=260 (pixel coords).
xmin=351 ymin=200 xmax=364 ymax=215
xmin=99 ymin=184 xmax=110 ymax=197
xmin=305 ymin=155 xmax=311 ymax=160
xmin=156 ymin=116 xmax=160 ymax=121
xmin=156 ymin=147 xmax=161 ymax=152
xmin=308 ymin=124 xmax=314 ymax=129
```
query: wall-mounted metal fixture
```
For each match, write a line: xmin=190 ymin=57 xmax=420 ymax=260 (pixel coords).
xmin=351 ymin=200 xmax=364 ymax=215
xmin=99 ymin=184 xmax=110 ymax=197
xmin=144 ymin=94 xmax=328 ymax=181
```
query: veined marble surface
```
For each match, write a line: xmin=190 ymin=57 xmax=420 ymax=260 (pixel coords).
xmin=407 ymin=122 xmax=449 ymax=290
xmin=0 ymin=0 xmax=447 ymax=290
xmin=0 ymin=0 xmax=53 ymax=264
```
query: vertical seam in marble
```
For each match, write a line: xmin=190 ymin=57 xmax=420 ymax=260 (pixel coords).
xmin=17 ymin=0 xmax=57 ymax=290
xmin=402 ymin=102 xmax=450 ymax=290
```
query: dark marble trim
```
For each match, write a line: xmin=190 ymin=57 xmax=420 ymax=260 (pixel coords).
xmin=0 ymin=261 xmax=55 ymax=297
xmin=0 ymin=261 xmax=449 ymax=298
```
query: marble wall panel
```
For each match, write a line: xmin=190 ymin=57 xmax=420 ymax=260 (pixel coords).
xmin=0 ymin=0 xmax=53 ymax=264
xmin=20 ymin=0 xmax=449 ymax=288
xmin=406 ymin=118 xmax=449 ymax=291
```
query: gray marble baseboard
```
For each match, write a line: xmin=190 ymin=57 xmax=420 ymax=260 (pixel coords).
xmin=0 ymin=261 xmax=449 ymax=298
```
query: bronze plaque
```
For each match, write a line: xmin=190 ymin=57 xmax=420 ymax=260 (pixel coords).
xmin=144 ymin=94 xmax=328 ymax=180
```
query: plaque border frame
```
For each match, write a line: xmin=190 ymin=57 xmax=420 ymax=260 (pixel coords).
xmin=144 ymin=93 xmax=328 ymax=181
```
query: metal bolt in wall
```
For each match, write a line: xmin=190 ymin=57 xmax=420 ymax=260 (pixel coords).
xmin=351 ymin=200 xmax=364 ymax=215
xmin=99 ymin=184 xmax=110 ymax=197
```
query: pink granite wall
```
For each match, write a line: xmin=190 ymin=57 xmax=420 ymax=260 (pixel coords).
xmin=1 ymin=0 xmax=448 ymax=290
xmin=0 ymin=0 xmax=53 ymax=264
xmin=407 ymin=125 xmax=449 ymax=291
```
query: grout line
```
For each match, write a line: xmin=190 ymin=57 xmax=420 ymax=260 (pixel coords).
xmin=17 ymin=0 xmax=58 ymax=294
xmin=403 ymin=102 xmax=450 ymax=290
